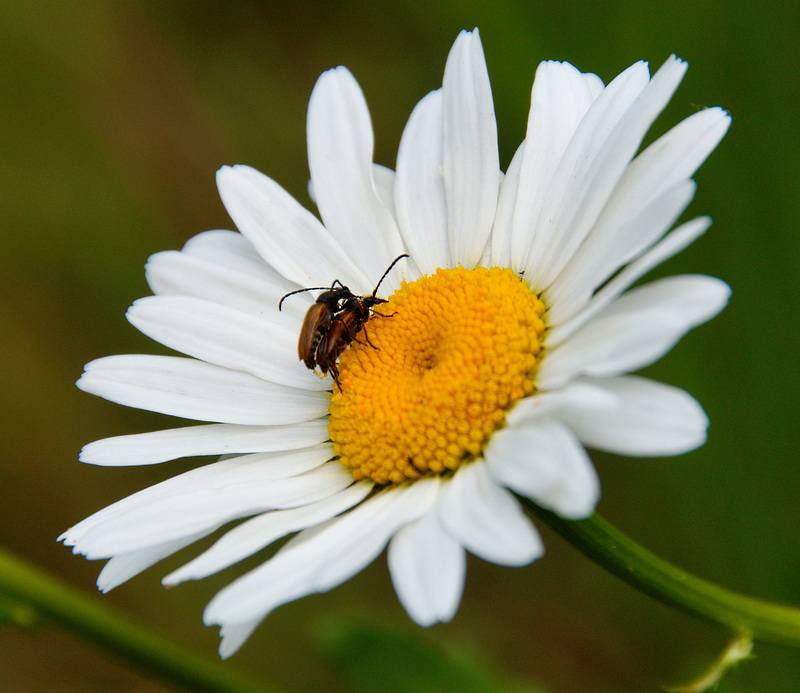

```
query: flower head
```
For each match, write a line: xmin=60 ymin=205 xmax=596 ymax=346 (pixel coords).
xmin=61 ymin=29 xmax=731 ymax=657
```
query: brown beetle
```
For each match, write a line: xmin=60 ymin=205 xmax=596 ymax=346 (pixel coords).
xmin=283 ymin=281 xmax=352 ymax=369
xmin=313 ymin=303 xmax=364 ymax=384
xmin=279 ymin=254 xmax=408 ymax=385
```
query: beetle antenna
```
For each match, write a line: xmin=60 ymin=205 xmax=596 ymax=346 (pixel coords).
xmin=278 ymin=286 xmax=333 ymax=311
xmin=371 ymin=254 xmax=409 ymax=296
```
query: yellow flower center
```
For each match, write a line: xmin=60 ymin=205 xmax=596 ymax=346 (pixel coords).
xmin=328 ymin=266 xmax=546 ymax=486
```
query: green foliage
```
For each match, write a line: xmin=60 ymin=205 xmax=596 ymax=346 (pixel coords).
xmin=317 ymin=616 xmax=546 ymax=693
xmin=1 ymin=1 xmax=798 ymax=691
xmin=0 ymin=594 xmax=40 ymax=631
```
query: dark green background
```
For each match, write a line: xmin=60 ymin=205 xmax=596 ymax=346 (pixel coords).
xmin=2 ymin=1 xmax=798 ymax=691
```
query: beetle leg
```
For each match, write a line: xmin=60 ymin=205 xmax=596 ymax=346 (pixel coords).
xmin=329 ymin=362 xmax=342 ymax=391
xmin=361 ymin=327 xmax=380 ymax=350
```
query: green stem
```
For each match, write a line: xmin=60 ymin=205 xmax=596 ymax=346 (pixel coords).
xmin=520 ymin=501 xmax=800 ymax=647
xmin=0 ymin=547 xmax=284 ymax=693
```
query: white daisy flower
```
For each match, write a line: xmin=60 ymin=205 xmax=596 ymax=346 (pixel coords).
xmin=61 ymin=28 xmax=731 ymax=658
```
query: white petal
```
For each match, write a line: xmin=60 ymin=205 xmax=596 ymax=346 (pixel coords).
xmin=437 ymin=462 xmax=543 ymax=566
xmin=490 ymin=139 xmax=526 ymax=269
xmin=307 ymin=67 xmax=405 ymax=287
xmin=306 ymin=481 xmax=438 ymax=593
xmin=525 ymin=60 xmax=651 ymax=287
xmin=477 ymin=229 xmax=493 ymax=268
xmin=506 ymin=381 xmax=620 ymax=427
xmin=204 ymin=479 xmax=439 ymax=626
xmin=547 ymin=107 xmax=729 ymax=324
xmin=485 ymin=419 xmax=600 ymax=519
xmin=543 ymin=57 xmax=689 ymax=287
xmin=96 ymin=531 xmax=211 ymax=592
xmin=540 ymin=273 xmax=730 ymax=390
xmin=536 ymin=58 xmax=690 ymax=289
xmin=387 ymin=504 xmax=466 ymax=627
xmin=79 ymin=421 xmax=330 ymax=466
xmin=539 ymin=308 xmax=688 ymax=391
xmin=62 ymin=455 xmax=349 ymax=558
xmin=187 ymin=484 xmax=371 ymax=585
xmin=159 ymin=228 xmax=292 ymax=292
xmin=510 ymin=61 xmax=603 ymax=269
xmin=600 ymin=274 xmax=731 ymax=326
xmin=77 ymin=355 xmax=330 ymax=425
xmin=608 ymin=106 xmax=731 ymax=218
xmin=219 ymin=620 xmax=262 ymax=659
xmin=166 ymin=230 xmax=308 ymax=325
xmin=442 ymin=29 xmax=500 ymax=268
xmin=561 ymin=375 xmax=709 ymax=456
xmin=216 ymin=164 xmax=370 ymax=291
xmin=310 ymin=164 xmax=397 ymax=216
xmin=372 ymin=164 xmax=397 ymax=217
xmin=546 ymin=179 xmax=697 ymax=324
xmin=394 ymin=89 xmax=450 ymax=274
xmin=164 ymin=482 xmax=371 ymax=586
xmin=127 ymin=296 xmax=327 ymax=391
xmin=63 ymin=448 xmax=335 ymax=547
xmin=179 ymin=229 xmax=286 ymax=282
xmin=546 ymin=216 xmax=712 ymax=347
xmin=145 ymin=250 xmax=305 ymax=329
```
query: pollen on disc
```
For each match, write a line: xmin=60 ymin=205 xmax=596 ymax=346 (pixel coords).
xmin=327 ymin=266 xmax=546 ymax=486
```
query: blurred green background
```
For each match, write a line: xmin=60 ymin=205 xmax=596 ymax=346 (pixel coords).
xmin=1 ymin=1 xmax=798 ymax=691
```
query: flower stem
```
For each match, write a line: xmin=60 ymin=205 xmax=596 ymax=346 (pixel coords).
xmin=0 ymin=547 xmax=284 ymax=693
xmin=519 ymin=501 xmax=800 ymax=647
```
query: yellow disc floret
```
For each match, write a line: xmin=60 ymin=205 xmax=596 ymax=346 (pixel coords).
xmin=328 ymin=266 xmax=546 ymax=486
